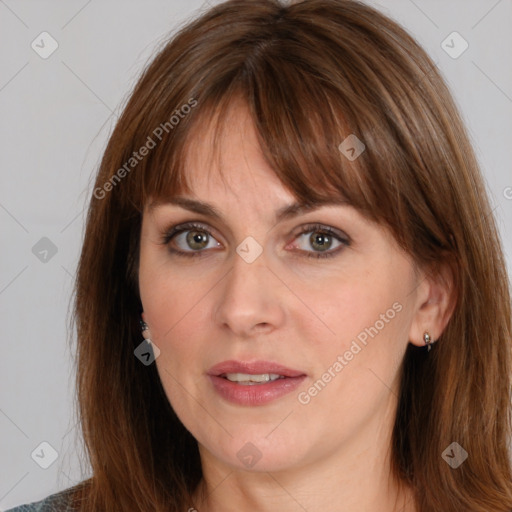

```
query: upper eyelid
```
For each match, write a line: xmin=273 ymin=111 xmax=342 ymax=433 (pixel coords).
xmin=163 ymin=221 xmax=221 ymax=241
xmin=160 ymin=220 xmax=225 ymax=242
xmin=153 ymin=203 xmax=355 ymax=235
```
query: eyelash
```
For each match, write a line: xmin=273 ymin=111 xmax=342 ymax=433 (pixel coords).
xmin=160 ymin=222 xmax=350 ymax=259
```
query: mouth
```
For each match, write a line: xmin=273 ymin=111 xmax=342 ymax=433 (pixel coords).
xmin=207 ymin=360 xmax=307 ymax=405
xmin=221 ymin=372 xmax=287 ymax=385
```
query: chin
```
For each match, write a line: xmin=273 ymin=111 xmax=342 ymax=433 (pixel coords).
xmin=198 ymin=428 xmax=314 ymax=474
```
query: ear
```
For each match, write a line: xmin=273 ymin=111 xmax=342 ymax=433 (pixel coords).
xmin=408 ymin=261 xmax=457 ymax=347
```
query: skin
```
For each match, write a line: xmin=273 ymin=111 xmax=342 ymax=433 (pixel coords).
xmin=138 ymin=99 xmax=454 ymax=512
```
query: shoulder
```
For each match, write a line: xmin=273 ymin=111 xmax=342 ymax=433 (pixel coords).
xmin=5 ymin=488 xmax=75 ymax=512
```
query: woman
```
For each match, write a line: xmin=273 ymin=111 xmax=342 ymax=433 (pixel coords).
xmin=8 ymin=0 xmax=512 ymax=510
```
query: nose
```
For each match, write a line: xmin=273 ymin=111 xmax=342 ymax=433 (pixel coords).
xmin=212 ymin=247 xmax=286 ymax=338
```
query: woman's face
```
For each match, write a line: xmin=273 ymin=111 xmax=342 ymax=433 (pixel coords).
xmin=138 ymin=101 xmax=431 ymax=474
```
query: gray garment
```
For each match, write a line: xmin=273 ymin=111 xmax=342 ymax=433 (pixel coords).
xmin=5 ymin=489 xmax=73 ymax=512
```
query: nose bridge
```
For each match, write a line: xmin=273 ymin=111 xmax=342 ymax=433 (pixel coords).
xmin=213 ymin=244 xmax=285 ymax=335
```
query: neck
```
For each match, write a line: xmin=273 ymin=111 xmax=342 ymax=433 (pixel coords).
xmin=193 ymin=460 xmax=416 ymax=512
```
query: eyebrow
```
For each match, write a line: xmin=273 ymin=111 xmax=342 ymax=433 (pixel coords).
xmin=148 ymin=196 xmax=350 ymax=223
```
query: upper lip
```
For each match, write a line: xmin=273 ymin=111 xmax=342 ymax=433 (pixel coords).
xmin=208 ymin=360 xmax=306 ymax=378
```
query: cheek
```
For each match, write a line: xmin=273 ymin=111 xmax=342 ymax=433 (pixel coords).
xmin=301 ymin=266 xmax=412 ymax=398
xmin=143 ymin=285 xmax=212 ymax=358
xmin=139 ymin=255 xmax=219 ymax=366
xmin=139 ymin=250 xmax=203 ymax=338
xmin=146 ymin=289 xmax=214 ymax=421
xmin=303 ymin=270 xmax=405 ymax=347
xmin=298 ymin=292 xmax=409 ymax=427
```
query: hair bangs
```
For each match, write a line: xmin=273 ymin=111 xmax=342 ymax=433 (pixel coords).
xmin=134 ymin=53 xmax=397 ymax=234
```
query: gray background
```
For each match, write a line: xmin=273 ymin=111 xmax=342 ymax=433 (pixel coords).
xmin=1 ymin=0 xmax=511 ymax=509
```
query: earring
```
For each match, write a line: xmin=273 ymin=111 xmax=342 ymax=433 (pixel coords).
xmin=140 ymin=318 xmax=152 ymax=341
xmin=423 ymin=331 xmax=433 ymax=352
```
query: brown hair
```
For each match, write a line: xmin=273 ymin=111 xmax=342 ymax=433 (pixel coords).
xmin=70 ymin=0 xmax=512 ymax=510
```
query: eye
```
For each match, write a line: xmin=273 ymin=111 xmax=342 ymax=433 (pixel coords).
xmin=289 ymin=223 xmax=350 ymax=259
xmin=161 ymin=222 xmax=222 ymax=257
xmin=160 ymin=222 xmax=350 ymax=259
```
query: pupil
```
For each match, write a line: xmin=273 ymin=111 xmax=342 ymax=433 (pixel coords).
xmin=311 ymin=233 xmax=331 ymax=251
xmin=187 ymin=230 xmax=208 ymax=249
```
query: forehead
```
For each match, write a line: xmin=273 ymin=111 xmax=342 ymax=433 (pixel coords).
xmin=142 ymin=89 xmax=376 ymax=231
xmin=181 ymin=99 xmax=266 ymax=184
xmin=177 ymin=106 xmax=304 ymax=225
xmin=146 ymin=95 xmax=359 ymax=221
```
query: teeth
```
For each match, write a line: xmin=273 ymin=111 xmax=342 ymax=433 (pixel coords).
xmin=224 ymin=373 xmax=284 ymax=385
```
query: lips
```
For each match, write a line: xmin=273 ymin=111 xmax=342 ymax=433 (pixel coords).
xmin=208 ymin=360 xmax=305 ymax=378
xmin=207 ymin=360 xmax=307 ymax=406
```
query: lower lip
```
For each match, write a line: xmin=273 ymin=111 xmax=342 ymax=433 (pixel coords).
xmin=209 ymin=375 xmax=306 ymax=406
